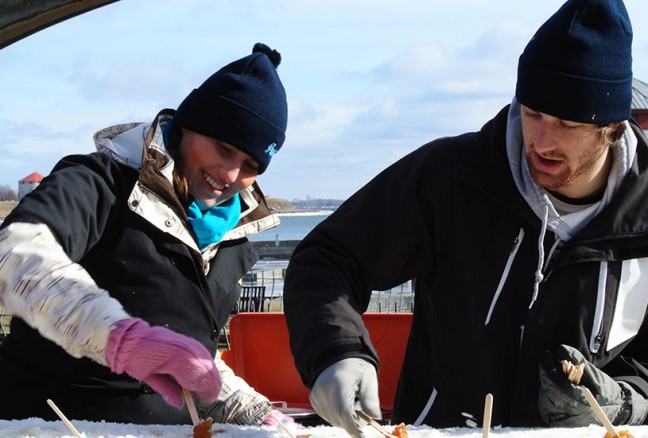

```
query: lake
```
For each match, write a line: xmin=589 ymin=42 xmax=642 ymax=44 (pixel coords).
xmin=247 ymin=211 xmax=414 ymax=310
xmin=249 ymin=211 xmax=331 ymax=242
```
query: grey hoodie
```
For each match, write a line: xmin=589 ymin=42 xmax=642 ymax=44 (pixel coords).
xmin=505 ymin=98 xmax=638 ymax=307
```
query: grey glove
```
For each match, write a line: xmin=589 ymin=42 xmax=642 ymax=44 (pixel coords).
xmin=538 ymin=344 xmax=648 ymax=427
xmin=309 ymin=358 xmax=381 ymax=438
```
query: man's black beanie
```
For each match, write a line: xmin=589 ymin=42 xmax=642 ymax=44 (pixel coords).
xmin=516 ymin=0 xmax=633 ymax=124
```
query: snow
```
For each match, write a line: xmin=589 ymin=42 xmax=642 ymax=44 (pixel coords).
xmin=0 ymin=418 xmax=646 ymax=438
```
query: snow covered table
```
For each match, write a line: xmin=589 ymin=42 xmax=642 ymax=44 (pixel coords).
xmin=1 ymin=418 xmax=647 ymax=438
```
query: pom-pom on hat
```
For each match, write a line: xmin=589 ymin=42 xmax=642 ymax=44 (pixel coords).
xmin=175 ymin=43 xmax=287 ymax=174
xmin=515 ymin=0 xmax=633 ymax=124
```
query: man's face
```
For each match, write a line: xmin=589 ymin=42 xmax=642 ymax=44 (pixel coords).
xmin=179 ymin=129 xmax=259 ymax=208
xmin=520 ymin=105 xmax=613 ymax=199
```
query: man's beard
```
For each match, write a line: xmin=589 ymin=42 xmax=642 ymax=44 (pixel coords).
xmin=526 ymin=144 xmax=609 ymax=192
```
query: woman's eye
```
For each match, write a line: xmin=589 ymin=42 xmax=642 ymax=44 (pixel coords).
xmin=218 ymin=143 xmax=233 ymax=155
xmin=244 ymin=162 xmax=260 ymax=174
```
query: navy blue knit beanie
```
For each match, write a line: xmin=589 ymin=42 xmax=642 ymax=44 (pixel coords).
xmin=516 ymin=0 xmax=632 ymax=124
xmin=175 ymin=43 xmax=287 ymax=174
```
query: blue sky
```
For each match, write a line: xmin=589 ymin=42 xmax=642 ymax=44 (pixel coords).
xmin=1 ymin=0 xmax=647 ymax=201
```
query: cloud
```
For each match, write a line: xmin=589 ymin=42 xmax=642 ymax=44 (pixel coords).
xmin=75 ymin=63 xmax=187 ymax=102
xmin=1 ymin=0 xmax=647 ymax=200
xmin=301 ymin=20 xmax=531 ymax=161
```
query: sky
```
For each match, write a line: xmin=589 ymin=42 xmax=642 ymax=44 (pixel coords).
xmin=1 ymin=0 xmax=647 ymax=201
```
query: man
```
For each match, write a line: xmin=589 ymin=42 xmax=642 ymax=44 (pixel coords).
xmin=283 ymin=0 xmax=648 ymax=436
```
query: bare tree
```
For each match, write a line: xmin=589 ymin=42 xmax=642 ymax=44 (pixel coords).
xmin=0 ymin=184 xmax=17 ymax=201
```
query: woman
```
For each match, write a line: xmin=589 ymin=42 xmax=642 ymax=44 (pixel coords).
xmin=0 ymin=43 xmax=288 ymax=425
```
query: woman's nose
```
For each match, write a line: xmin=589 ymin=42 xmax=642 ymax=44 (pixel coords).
xmin=220 ymin=164 xmax=240 ymax=184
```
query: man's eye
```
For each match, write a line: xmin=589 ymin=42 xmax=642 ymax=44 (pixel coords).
xmin=559 ymin=122 xmax=579 ymax=130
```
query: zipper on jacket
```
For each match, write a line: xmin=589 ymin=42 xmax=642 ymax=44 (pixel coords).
xmin=589 ymin=261 xmax=607 ymax=354
xmin=540 ymin=236 xmax=608 ymax=354
xmin=413 ymin=387 xmax=437 ymax=427
xmin=485 ymin=228 xmax=525 ymax=326
xmin=573 ymin=231 xmax=648 ymax=246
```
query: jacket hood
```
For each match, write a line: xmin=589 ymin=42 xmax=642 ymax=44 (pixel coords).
xmin=93 ymin=120 xmax=153 ymax=171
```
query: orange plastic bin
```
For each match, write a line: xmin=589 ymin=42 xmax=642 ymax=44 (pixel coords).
xmin=221 ymin=312 xmax=412 ymax=412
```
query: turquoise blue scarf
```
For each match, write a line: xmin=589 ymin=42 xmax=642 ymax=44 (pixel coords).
xmin=186 ymin=195 xmax=241 ymax=250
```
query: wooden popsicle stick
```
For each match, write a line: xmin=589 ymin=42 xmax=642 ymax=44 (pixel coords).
xmin=582 ymin=387 xmax=620 ymax=438
xmin=46 ymin=399 xmax=83 ymax=438
xmin=182 ymin=387 xmax=200 ymax=426
xmin=269 ymin=411 xmax=296 ymax=438
xmin=483 ymin=393 xmax=493 ymax=438
xmin=355 ymin=410 xmax=398 ymax=438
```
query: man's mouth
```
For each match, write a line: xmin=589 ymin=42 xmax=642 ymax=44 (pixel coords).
xmin=532 ymin=152 xmax=562 ymax=172
xmin=539 ymin=155 xmax=560 ymax=165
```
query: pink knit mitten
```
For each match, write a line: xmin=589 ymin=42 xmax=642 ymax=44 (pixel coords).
xmin=106 ymin=318 xmax=221 ymax=408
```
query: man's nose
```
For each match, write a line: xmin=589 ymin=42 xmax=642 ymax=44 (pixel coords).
xmin=533 ymin=120 xmax=556 ymax=152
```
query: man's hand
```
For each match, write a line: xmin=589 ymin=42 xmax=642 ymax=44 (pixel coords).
xmin=538 ymin=344 xmax=648 ymax=427
xmin=309 ymin=358 xmax=381 ymax=438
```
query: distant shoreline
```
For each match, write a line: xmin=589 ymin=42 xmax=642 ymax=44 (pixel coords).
xmin=275 ymin=210 xmax=333 ymax=217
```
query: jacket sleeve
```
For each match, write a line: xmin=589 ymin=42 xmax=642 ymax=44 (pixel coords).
xmin=603 ymin=331 xmax=648 ymax=401
xmin=283 ymin=143 xmax=439 ymax=388
xmin=0 ymin=153 xmax=135 ymax=364
xmin=0 ymin=222 xmax=130 ymax=365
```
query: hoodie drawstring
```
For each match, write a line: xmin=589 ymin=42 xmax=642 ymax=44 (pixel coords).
xmin=486 ymin=205 xmax=563 ymax=322
xmin=529 ymin=204 xmax=549 ymax=309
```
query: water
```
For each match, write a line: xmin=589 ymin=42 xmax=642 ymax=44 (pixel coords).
xmin=248 ymin=212 xmax=331 ymax=242
xmin=245 ymin=211 xmax=414 ymax=312
xmin=247 ymin=212 xmax=329 ymax=302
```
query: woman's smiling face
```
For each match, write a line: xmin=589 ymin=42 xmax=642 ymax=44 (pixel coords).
xmin=179 ymin=129 xmax=259 ymax=208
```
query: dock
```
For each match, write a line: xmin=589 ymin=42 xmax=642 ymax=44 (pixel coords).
xmin=251 ymin=239 xmax=300 ymax=260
